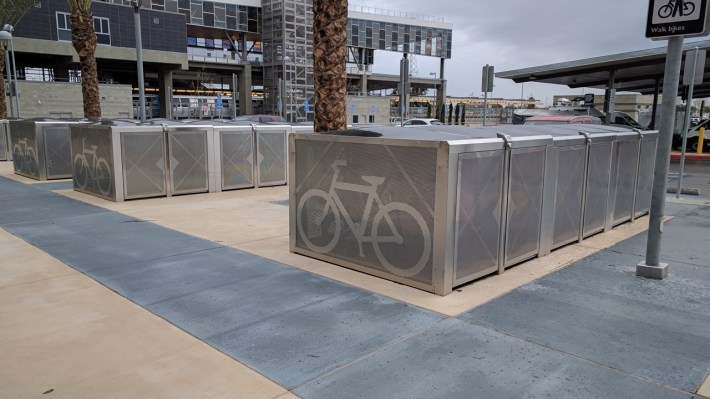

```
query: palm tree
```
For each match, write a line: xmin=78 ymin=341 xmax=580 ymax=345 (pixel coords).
xmin=0 ymin=0 xmax=38 ymax=118
xmin=68 ymin=0 xmax=101 ymax=119
xmin=313 ymin=0 xmax=348 ymax=132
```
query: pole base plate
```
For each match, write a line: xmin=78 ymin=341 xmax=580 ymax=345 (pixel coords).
xmin=636 ymin=261 xmax=669 ymax=280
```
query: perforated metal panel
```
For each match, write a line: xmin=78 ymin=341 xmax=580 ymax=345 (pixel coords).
xmin=256 ymin=129 xmax=287 ymax=186
xmin=10 ymin=122 xmax=40 ymax=179
xmin=634 ymin=137 xmax=657 ymax=216
xmin=612 ymin=140 xmax=640 ymax=225
xmin=552 ymin=145 xmax=586 ymax=248
xmin=294 ymin=140 xmax=436 ymax=286
xmin=121 ymin=131 xmax=167 ymax=199
xmin=220 ymin=130 xmax=254 ymax=190
xmin=71 ymin=126 xmax=115 ymax=200
xmin=42 ymin=126 xmax=72 ymax=179
xmin=505 ymin=146 xmax=546 ymax=267
xmin=0 ymin=121 xmax=8 ymax=161
xmin=454 ymin=150 xmax=505 ymax=283
xmin=583 ymin=142 xmax=613 ymax=237
xmin=168 ymin=130 xmax=209 ymax=195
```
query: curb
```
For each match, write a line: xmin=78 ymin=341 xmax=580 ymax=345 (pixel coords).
xmin=670 ymin=153 xmax=710 ymax=161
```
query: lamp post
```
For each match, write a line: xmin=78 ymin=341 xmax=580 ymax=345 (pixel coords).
xmin=0 ymin=27 xmax=20 ymax=118
xmin=132 ymin=0 xmax=146 ymax=122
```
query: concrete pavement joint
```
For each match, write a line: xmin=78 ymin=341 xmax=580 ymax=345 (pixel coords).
xmin=288 ymin=317 xmax=453 ymax=393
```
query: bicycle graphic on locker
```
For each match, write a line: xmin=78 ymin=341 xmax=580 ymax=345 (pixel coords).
xmin=297 ymin=160 xmax=432 ymax=278
xmin=12 ymin=138 xmax=38 ymax=176
xmin=73 ymin=138 xmax=112 ymax=196
xmin=658 ymin=0 xmax=695 ymax=18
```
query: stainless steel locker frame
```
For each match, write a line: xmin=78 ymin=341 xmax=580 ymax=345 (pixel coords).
xmin=70 ymin=122 xmax=217 ymax=202
xmin=450 ymin=140 xmax=507 ymax=288
xmin=497 ymin=134 xmax=553 ymax=270
xmin=0 ymin=120 xmax=9 ymax=161
xmin=539 ymin=135 xmax=588 ymax=256
xmin=214 ymin=124 xmax=255 ymax=190
xmin=633 ymin=131 xmax=659 ymax=218
xmin=579 ymin=132 xmax=616 ymax=238
xmin=10 ymin=119 xmax=78 ymax=180
xmin=607 ymin=131 xmax=643 ymax=228
xmin=254 ymin=125 xmax=289 ymax=187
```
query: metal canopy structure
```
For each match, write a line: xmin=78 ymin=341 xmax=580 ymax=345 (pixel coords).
xmin=496 ymin=39 xmax=710 ymax=98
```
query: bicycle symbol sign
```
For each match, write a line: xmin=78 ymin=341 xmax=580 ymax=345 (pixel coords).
xmin=647 ymin=0 xmax=710 ymax=39
xmin=297 ymin=160 xmax=432 ymax=278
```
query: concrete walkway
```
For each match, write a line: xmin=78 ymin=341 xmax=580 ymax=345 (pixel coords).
xmin=1 ymin=161 xmax=709 ymax=399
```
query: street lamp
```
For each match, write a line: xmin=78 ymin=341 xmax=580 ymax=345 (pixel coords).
xmin=132 ymin=0 xmax=146 ymax=122
xmin=0 ymin=26 xmax=20 ymax=118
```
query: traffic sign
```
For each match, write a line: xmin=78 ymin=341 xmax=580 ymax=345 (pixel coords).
xmin=215 ymin=93 xmax=223 ymax=109
xmin=304 ymin=97 xmax=310 ymax=112
xmin=350 ymin=104 xmax=356 ymax=113
xmin=371 ymin=104 xmax=376 ymax=113
xmin=646 ymin=0 xmax=710 ymax=39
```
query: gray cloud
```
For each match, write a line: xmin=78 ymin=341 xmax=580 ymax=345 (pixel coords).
xmin=355 ymin=0 xmax=709 ymax=103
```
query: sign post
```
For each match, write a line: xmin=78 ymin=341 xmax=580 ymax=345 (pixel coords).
xmin=639 ymin=0 xmax=710 ymax=279
xmin=481 ymin=64 xmax=494 ymax=126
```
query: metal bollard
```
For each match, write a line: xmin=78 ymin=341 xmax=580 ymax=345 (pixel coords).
xmin=699 ymin=127 xmax=705 ymax=154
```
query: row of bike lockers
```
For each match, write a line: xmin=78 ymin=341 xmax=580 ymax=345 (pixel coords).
xmin=69 ymin=120 xmax=295 ymax=201
xmin=290 ymin=124 xmax=658 ymax=296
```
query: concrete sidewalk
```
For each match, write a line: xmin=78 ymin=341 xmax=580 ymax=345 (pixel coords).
xmin=1 ymin=161 xmax=709 ymax=399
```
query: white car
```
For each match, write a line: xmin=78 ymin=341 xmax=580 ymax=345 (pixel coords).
xmin=401 ymin=118 xmax=443 ymax=127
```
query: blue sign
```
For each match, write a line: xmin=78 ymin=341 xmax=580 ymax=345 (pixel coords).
xmin=304 ymin=97 xmax=310 ymax=112
xmin=215 ymin=93 xmax=223 ymax=109
xmin=371 ymin=104 xmax=376 ymax=113
xmin=350 ymin=104 xmax=356 ymax=113
xmin=277 ymin=98 xmax=283 ymax=114
xmin=418 ymin=107 xmax=425 ymax=114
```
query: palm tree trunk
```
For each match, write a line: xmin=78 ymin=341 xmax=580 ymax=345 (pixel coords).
xmin=313 ymin=0 xmax=348 ymax=132
xmin=0 ymin=48 xmax=7 ymax=119
xmin=70 ymin=9 xmax=101 ymax=120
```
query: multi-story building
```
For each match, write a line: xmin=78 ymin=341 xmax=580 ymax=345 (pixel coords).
xmin=8 ymin=0 xmax=453 ymax=122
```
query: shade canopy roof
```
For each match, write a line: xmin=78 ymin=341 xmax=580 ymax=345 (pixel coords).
xmin=496 ymin=39 xmax=710 ymax=98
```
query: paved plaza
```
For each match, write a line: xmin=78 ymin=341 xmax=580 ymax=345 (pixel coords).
xmin=1 ymin=161 xmax=709 ymax=399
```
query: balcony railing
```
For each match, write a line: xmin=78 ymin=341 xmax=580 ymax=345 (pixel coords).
xmin=349 ymin=5 xmax=445 ymax=23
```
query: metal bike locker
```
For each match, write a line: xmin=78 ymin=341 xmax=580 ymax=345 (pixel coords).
xmin=497 ymin=134 xmax=553 ymax=270
xmin=633 ymin=131 xmax=659 ymax=218
xmin=0 ymin=119 xmax=9 ymax=161
xmin=163 ymin=122 xmax=215 ymax=196
xmin=254 ymin=125 xmax=289 ymax=187
xmin=607 ymin=131 xmax=642 ymax=227
xmin=213 ymin=123 xmax=255 ymax=190
xmin=579 ymin=132 xmax=616 ymax=238
xmin=290 ymin=128 xmax=454 ymax=295
xmin=450 ymin=138 xmax=508 ymax=288
xmin=538 ymin=135 xmax=588 ymax=256
xmin=70 ymin=120 xmax=162 ymax=202
xmin=9 ymin=119 xmax=78 ymax=180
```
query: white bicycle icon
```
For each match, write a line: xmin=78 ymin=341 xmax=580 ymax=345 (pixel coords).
xmin=13 ymin=138 xmax=38 ymax=176
xmin=297 ymin=160 xmax=432 ymax=278
xmin=73 ymin=138 xmax=112 ymax=196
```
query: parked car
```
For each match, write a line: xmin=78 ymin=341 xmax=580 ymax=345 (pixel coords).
xmin=523 ymin=115 xmax=602 ymax=125
xmin=673 ymin=118 xmax=710 ymax=151
xmin=401 ymin=118 xmax=443 ymax=127
xmin=234 ymin=114 xmax=287 ymax=123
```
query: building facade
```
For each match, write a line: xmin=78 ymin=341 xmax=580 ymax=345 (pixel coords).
xmin=8 ymin=0 xmax=452 ymax=121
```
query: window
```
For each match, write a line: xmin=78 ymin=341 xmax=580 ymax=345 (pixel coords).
xmin=57 ymin=12 xmax=110 ymax=45
xmin=56 ymin=12 xmax=72 ymax=41
xmin=352 ymin=115 xmax=359 ymax=123
xmin=93 ymin=17 xmax=111 ymax=45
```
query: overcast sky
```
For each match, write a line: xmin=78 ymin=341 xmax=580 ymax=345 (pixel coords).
xmin=355 ymin=0 xmax=709 ymax=105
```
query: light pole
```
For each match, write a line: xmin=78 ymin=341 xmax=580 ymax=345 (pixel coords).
xmin=132 ymin=0 xmax=146 ymax=122
xmin=0 ymin=27 xmax=20 ymax=118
